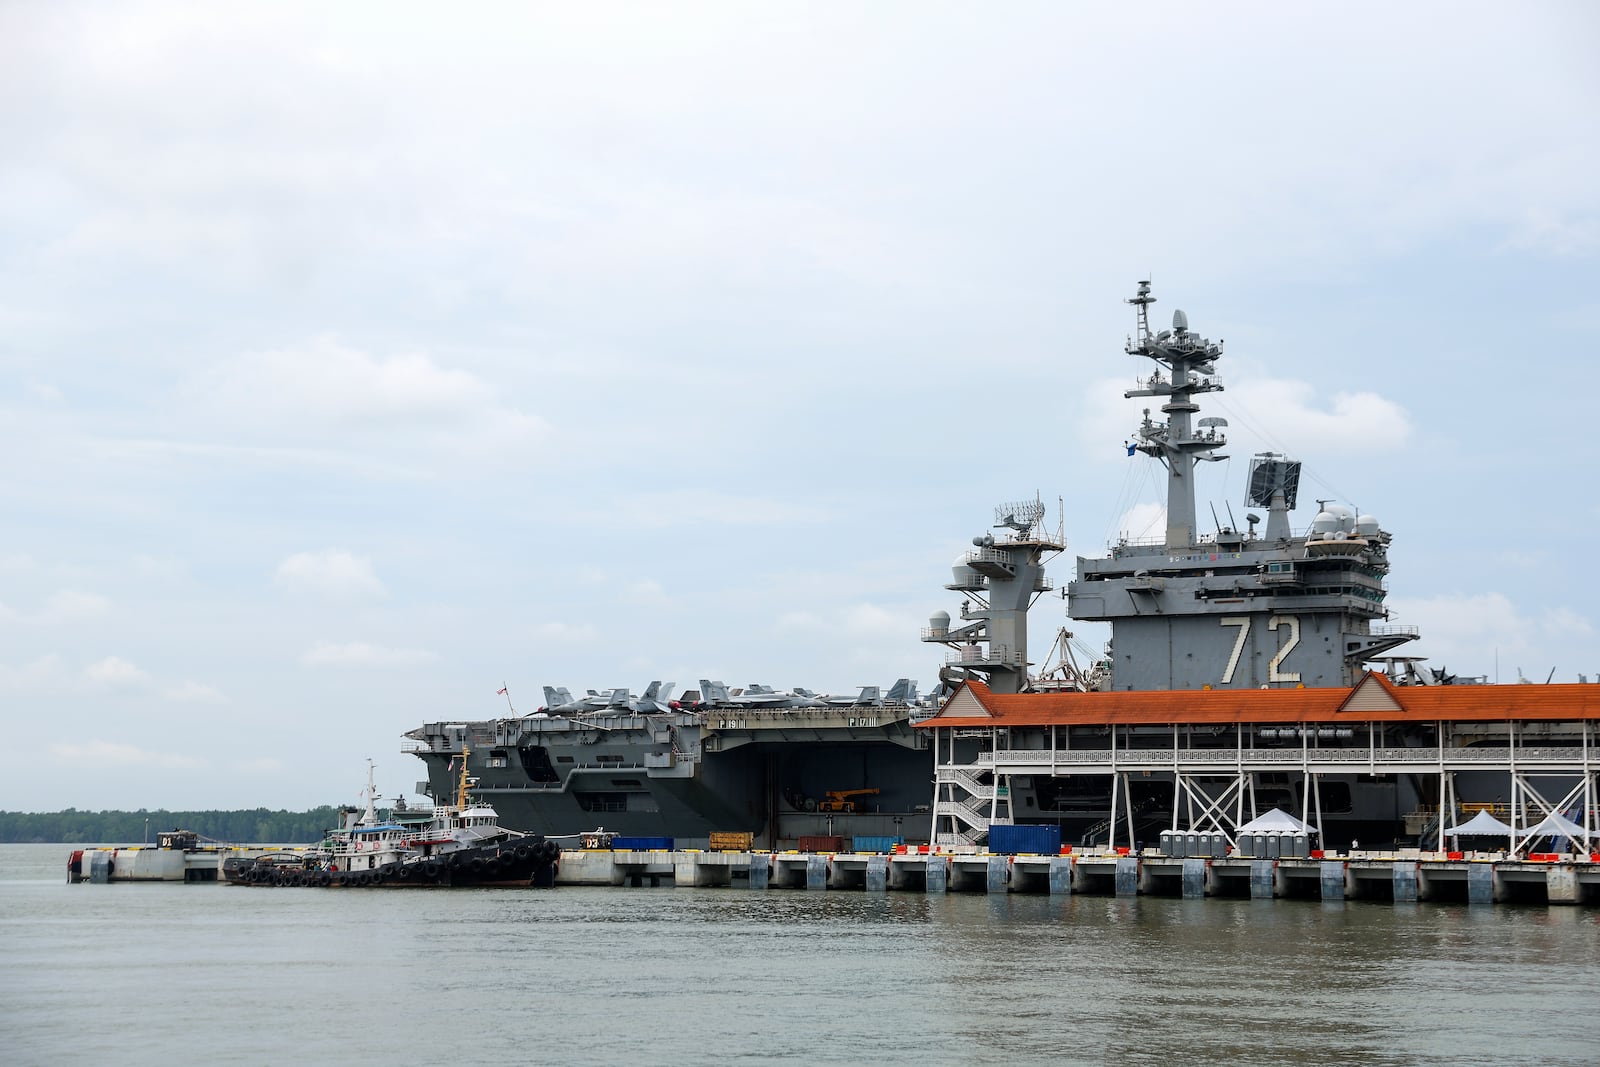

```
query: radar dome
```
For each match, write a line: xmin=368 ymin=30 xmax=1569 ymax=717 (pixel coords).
xmin=949 ymin=564 xmax=984 ymax=588
xmin=1172 ymin=309 xmax=1189 ymax=332
xmin=1323 ymin=504 xmax=1356 ymax=533
xmin=1355 ymin=515 xmax=1380 ymax=537
xmin=1311 ymin=511 xmax=1338 ymax=536
xmin=928 ymin=610 xmax=951 ymax=632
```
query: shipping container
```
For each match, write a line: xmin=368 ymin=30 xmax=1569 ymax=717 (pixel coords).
xmin=986 ymin=823 xmax=1063 ymax=855
xmin=850 ymin=835 xmax=905 ymax=854
xmin=707 ymin=831 xmax=753 ymax=850
xmin=610 ymin=836 xmax=674 ymax=851
xmin=798 ymin=835 xmax=846 ymax=853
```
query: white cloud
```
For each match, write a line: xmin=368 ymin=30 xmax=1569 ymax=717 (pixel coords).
xmin=300 ymin=641 xmax=437 ymax=667
xmin=1388 ymin=593 xmax=1599 ymax=683
xmin=1114 ymin=503 xmax=1167 ymax=544
xmin=49 ymin=739 xmax=200 ymax=769
xmin=0 ymin=655 xmax=66 ymax=690
xmin=843 ymin=603 xmax=901 ymax=639
xmin=622 ymin=579 xmax=668 ymax=606
xmin=235 ymin=756 xmax=284 ymax=774
xmin=164 ymin=680 xmax=226 ymax=703
xmin=194 ymin=339 xmax=548 ymax=463
xmin=1214 ymin=380 xmax=1413 ymax=456
xmin=623 ymin=490 xmax=836 ymax=528
xmin=0 ymin=590 xmax=111 ymax=626
xmin=85 ymin=656 xmax=150 ymax=687
xmin=777 ymin=610 xmax=823 ymax=632
xmin=1079 ymin=374 xmax=1413 ymax=467
xmin=275 ymin=549 xmax=385 ymax=599
xmin=530 ymin=622 xmax=598 ymax=643
xmin=38 ymin=590 xmax=112 ymax=624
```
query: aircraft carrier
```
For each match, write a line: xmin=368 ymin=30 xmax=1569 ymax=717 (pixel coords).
xmin=405 ymin=282 xmax=1469 ymax=849
xmin=404 ymin=679 xmax=938 ymax=848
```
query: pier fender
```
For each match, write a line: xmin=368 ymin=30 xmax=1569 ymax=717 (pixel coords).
xmin=1181 ymin=858 xmax=1207 ymax=899
xmin=925 ymin=855 xmax=949 ymax=894
xmin=1249 ymin=860 xmax=1275 ymax=899
xmin=1466 ymin=862 xmax=1494 ymax=905
xmin=804 ymin=854 xmax=828 ymax=891
xmin=1392 ymin=861 xmax=1419 ymax=903
xmin=1319 ymin=860 xmax=1346 ymax=901
xmin=1114 ymin=855 xmax=1138 ymax=897
xmin=866 ymin=855 xmax=889 ymax=893
xmin=985 ymin=855 xmax=1009 ymax=894
xmin=1048 ymin=855 xmax=1074 ymax=896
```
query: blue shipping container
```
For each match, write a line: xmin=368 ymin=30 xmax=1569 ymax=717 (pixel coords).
xmin=987 ymin=824 xmax=1063 ymax=855
xmin=850 ymin=835 xmax=905 ymax=853
xmin=610 ymin=836 xmax=674 ymax=851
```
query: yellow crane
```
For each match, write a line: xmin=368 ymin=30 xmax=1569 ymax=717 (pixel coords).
xmin=818 ymin=788 xmax=880 ymax=813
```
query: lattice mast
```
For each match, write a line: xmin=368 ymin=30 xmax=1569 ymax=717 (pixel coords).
xmin=1123 ymin=280 xmax=1227 ymax=551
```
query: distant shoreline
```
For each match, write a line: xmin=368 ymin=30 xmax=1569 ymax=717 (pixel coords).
xmin=0 ymin=807 xmax=338 ymax=845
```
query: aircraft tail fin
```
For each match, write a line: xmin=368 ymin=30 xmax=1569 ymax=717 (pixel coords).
xmin=699 ymin=679 xmax=732 ymax=705
xmin=637 ymin=680 xmax=678 ymax=712
xmin=885 ymin=678 xmax=916 ymax=704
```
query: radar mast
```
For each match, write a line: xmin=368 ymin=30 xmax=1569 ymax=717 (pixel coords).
xmin=1124 ymin=280 xmax=1227 ymax=550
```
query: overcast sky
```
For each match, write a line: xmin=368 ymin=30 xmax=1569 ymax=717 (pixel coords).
xmin=3 ymin=3 xmax=1596 ymax=811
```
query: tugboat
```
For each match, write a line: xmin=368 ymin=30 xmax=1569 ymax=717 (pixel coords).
xmin=226 ymin=750 xmax=560 ymax=888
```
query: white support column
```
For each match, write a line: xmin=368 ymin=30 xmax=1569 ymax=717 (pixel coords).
xmin=1123 ymin=772 xmax=1136 ymax=850
xmin=1509 ymin=720 xmax=1520 ymax=856
xmin=1108 ymin=771 xmax=1120 ymax=852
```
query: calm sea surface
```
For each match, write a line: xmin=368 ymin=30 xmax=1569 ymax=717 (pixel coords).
xmin=2 ymin=843 xmax=1597 ymax=1065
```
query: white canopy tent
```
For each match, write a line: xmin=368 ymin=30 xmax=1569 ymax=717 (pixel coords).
xmin=1521 ymin=810 xmax=1592 ymax=844
xmin=1236 ymin=808 xmax=1314 ymax=834
xmin=1443 ymin=810 xmax=1514 ymax=837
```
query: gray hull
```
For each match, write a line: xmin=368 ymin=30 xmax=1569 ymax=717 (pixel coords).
xmin=409 ymin=709 xmax=934 ymax=848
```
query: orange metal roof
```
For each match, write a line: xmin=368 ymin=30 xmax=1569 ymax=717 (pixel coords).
xmin=916 ymin=674 xmax=1600 ymax=729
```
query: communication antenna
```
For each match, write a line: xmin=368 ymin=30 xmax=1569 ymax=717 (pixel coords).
xmin=1126 ymin=278 xmax=1155 ymax=344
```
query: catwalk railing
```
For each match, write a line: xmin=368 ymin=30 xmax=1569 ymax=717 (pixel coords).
xmin=968 ymin=745 xmax=1596 ymax=773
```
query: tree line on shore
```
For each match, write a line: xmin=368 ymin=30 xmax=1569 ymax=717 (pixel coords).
xmin=0 ymin=807 xmax=343 ymax=844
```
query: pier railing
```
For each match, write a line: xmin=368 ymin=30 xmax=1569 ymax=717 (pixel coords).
xmin=972 ymin=745 xmax=1594 ymax=772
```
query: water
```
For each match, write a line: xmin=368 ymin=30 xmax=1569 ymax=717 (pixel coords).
xmin=3 ymin=844 xmax=1597 ymax=1065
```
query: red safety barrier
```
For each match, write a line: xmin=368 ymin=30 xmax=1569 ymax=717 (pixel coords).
xmin=1058 ymin=845 xmax=1073 ymax=855
xmin=1114 ymin=846 xmax=1130 ymax=856
xmin=1446 ymin=851 xmax=1464 ymax=861
xmin=1310 ymin=849 xmax=1325 ymax=859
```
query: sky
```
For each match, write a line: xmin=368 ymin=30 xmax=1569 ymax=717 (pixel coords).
xmin=2 ymin=2 xmax=1597 ymax=811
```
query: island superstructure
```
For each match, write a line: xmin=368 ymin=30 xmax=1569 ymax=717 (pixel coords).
xmin=1069 ymin=279 xmax=1416 ymax=690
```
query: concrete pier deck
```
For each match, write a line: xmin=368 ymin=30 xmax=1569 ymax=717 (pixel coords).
xmin=554 ymin=848 xmax=1600 ymax=906
xmin=68 ymin=844 xmax=310 ymax=883
xmin=69 ymin=843 xmax=1600 ymax=906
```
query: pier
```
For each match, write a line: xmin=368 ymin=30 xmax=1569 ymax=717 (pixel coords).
xmin=67 ymin=843 xmax=309 ymax=883
xmin=553 ymin=846 xmax=1600 ymax=906
xmin=68 ymin=838 xmax=1600 ymax=906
